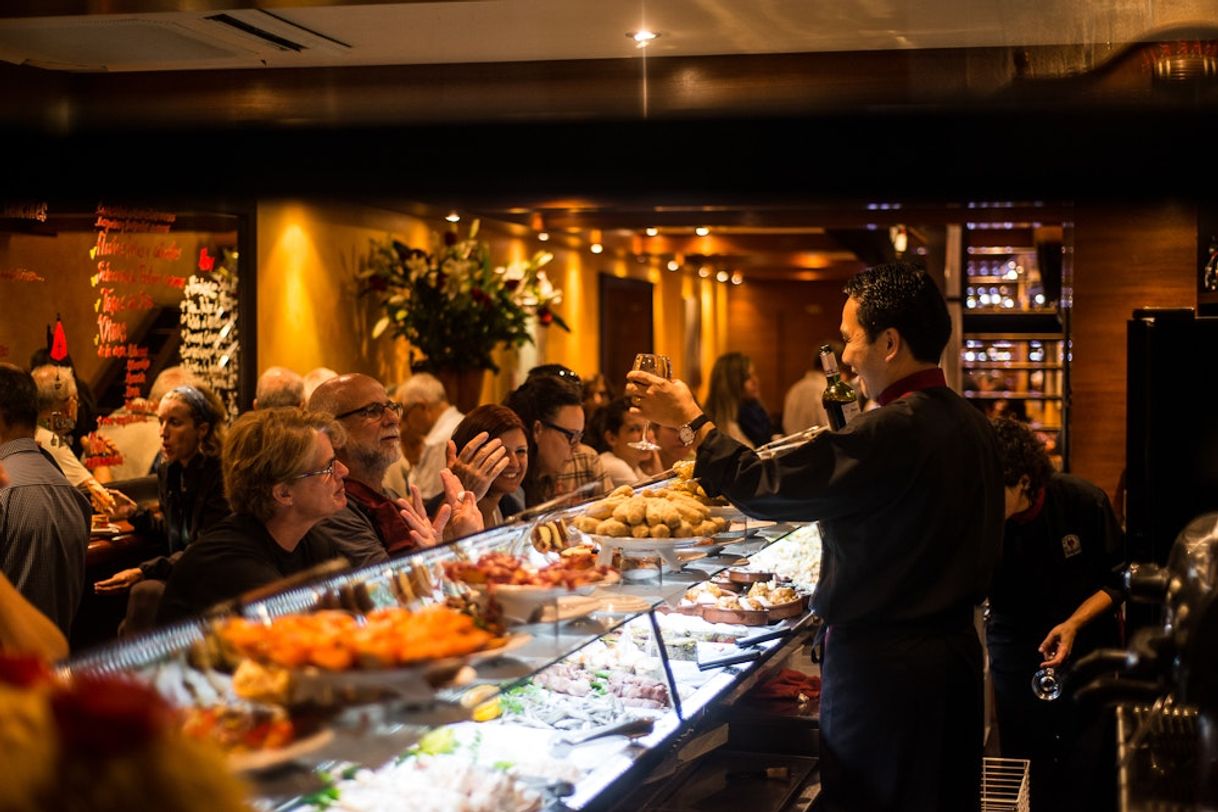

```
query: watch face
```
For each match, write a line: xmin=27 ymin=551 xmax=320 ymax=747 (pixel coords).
xmin=679 ymin=425 xmax=695 ymax=446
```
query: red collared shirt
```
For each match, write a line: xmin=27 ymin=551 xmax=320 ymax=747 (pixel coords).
xmin=876 ymin=367 xmax=948 ymax=407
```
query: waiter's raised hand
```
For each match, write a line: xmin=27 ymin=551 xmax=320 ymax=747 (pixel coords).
xmin=625 ymin=371 xmax=701 ymax=427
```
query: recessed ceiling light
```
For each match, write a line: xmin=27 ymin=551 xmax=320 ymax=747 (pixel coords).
xmin=716 ymin=270 xmax=730 ymax=283
xmin=538 ymin=231 xmax=550 ymax=242
xmin=730 ymin=272 xmax=744 ymax=285
xmin=698 ymin=265 xmax=711 ymax=278
xmin=645 ymin=227 xmax=659 ymax=237
xmin=590 ymin=243 xmax=604 ymax=254
xmin=445 ymin=211 xmax=460 ymax=223
xmin=628 ymin=30 xmax=659 ymax=48
xmin=695 ymin=226 xmax=710 ymax=237
xmin=667 ymin=260 xmax=680 ymax=272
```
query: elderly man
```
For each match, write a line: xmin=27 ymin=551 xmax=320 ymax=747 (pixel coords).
xmin=31 ymin=364 xmax=116 ymax=513
xmin=253 ymin=366 xmax=306 ymax=409
xmin=0 ymin=363 xmax=91 ymax=637
xmin=309 ymin=374 xmax=489 ymax=567
xmin=394 ymin=373 xmax=464 ymax=500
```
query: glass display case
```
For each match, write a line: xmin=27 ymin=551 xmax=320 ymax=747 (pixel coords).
xmin=60 ymin=483 xmax=824 ymax=812
xmin=961 ymin=220 xmax=1069 ymax=466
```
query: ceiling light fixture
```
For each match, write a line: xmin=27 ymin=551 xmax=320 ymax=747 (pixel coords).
xmin=645 ymin=227 xmax=659 ymax=237
xmin=730 ymin=272 xmax=744 ymax=286
xmin=538 ymin=231 xmax=550 ymax=242
xmin=628 ymin=30 xmax=659 ymax=48
xmin=698 ymin=265 xmax=711 ymax=278
xmin=667 ymin=260 xmax=680 ymax=272
xmin=445 ymin=211 xmax=460 ymax=223
xmin=716 ymin=270 xmax=730 ymax=283
xmin=590 ymin=243 xmax=604 ymax=254
xmin=695 ymin=226 xmax=710 ymax=237
xmin=589 ymin=228 xmax=603 ymax=254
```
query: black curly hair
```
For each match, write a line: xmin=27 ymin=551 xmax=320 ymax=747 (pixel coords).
xmin=842 ymin=262 xmax=952 ymax=363
xmin=990 ymin=416 xmax=1053 ymax=497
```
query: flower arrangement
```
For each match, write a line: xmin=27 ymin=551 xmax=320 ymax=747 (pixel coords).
xmin=360 ymin=220 xmax=569 ymax=372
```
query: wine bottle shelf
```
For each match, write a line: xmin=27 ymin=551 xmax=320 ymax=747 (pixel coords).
xmin=963 ymin=391 xmax=1063 ymax=401
xmin=961 ymin=362 xmax=1063 ymax=371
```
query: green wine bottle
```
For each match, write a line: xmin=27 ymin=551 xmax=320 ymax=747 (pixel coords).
xmin=820 ymin=344 xmax=861 ymax=431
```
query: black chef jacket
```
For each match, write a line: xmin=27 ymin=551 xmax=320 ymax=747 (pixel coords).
xmin=985 ymin=473 xmax=1124 ymax=812
xmin=157 ymin=512 xmax=341 ymax=624
xmin=987 ymin=472 xmax=1124 ymax=650
xmin=695 ymin=368 xmax=1004 ymax=812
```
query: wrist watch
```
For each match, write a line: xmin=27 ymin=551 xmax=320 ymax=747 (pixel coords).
xmin=679 ymin=414 xmax=711 ymax=446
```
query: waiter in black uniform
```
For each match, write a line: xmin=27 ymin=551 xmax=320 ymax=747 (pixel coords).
xmin=986 ymin=416 xmax=1123 ymax=812
xmin=628 ymin=262 xmax=1004 ymax=811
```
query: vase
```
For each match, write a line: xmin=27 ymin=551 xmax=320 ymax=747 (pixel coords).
xmin=432 ymin=367 xmax=487 ymax=414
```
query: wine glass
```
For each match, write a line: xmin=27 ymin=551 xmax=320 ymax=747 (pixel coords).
xmin=629 ymin=353 xmax=671 ymax=452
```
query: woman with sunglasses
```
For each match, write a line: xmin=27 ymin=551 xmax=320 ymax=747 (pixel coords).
xmin=504 ymin=374 xmax=611 ymax=508
xmin=157 ymin=408 xmax=346 ymax=625
xmin=94 ymin=384 xmax=231 ymax=634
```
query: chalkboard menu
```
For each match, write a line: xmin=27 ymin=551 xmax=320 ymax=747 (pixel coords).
xmin=180 ymin=249 xmax=241 ymax=420
xmin=1 ymin=202 xmax=246 ymax=420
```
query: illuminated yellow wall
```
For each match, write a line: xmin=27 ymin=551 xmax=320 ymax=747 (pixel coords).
xmin=256 ymin=200 xmax=726 ymax=402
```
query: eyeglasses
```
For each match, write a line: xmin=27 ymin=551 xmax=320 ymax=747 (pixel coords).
xmin=542 ymin=420 xmax=583 ymax=448
xmin=334 ymin=400 xmax=405 ymax=421
xmin=292 ymin=456 xmax=341 ymax=481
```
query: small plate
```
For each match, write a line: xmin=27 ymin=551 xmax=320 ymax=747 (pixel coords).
xmin=228 ymin=726 xmax=335 ymax=774
xmin=90 ymin=524 xmax=123 ymax=538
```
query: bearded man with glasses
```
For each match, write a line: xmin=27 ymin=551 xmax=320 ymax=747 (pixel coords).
xmin=308 ymin=374 xmax=489 ymax=567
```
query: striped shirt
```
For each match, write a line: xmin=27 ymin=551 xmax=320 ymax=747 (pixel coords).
xmin=0 ymin=437 xmax=91 ymax=636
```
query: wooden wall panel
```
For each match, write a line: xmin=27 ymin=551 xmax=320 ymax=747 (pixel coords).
xmin=1070 ymin=202 xmax=1196 ymax=508
xmin=724 ymin=279 xmax=848 ymax=423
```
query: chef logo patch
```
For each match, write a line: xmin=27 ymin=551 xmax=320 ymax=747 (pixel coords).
xmin=1061 ymin=534 xmax=1082 ymax=559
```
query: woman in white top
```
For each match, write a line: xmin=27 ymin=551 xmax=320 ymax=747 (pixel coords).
xmin=588 ymin=397 xmax=660 ymax=488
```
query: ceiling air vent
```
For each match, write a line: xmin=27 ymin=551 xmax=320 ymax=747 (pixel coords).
xmin=0 ymin=10 xmax=349 ymax=73
xmin=205 ymin=14 xmax=306 ymax=53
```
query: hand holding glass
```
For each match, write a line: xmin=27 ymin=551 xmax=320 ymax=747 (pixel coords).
xmin=629 ymin=354 xmax=671 ymax=451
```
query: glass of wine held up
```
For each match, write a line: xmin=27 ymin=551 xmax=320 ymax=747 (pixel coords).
xmin=628 ymin=353 xmax=671 ymax=452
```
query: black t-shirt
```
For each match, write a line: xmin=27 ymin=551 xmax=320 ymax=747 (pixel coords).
xmin=988 ymin=473 xmax=1124 ymax=650
xmin=696 ymin=384 xmax=1005 ymax=629
xmin=157 ymin=512 xmax=341 ymax=624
